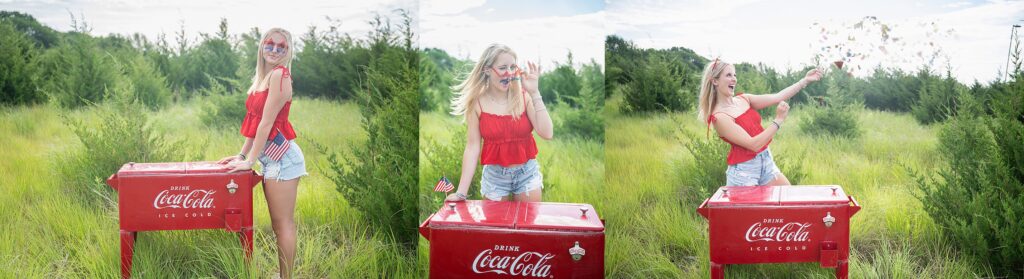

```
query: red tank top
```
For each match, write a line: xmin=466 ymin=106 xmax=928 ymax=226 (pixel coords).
xmin=707 ymin=94 xmax=770 ymax=165
xmin=478 ymin=91 xmax=538 ymax=167
xmin=240 ymin=66 xmax=297 ymax=140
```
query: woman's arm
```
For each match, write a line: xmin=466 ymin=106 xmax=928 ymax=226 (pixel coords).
xmin=522 ymin=61 xmax=553 ymax=140
xmin=447 ymin=111 xmax=483 ymax=201
xmin=713 ymin=101 xmax=790 ymax=152
xmin=233 ymin=69 xmax=291 ymax=170
xmin=745 ymin=68 xmax=822 ymax=110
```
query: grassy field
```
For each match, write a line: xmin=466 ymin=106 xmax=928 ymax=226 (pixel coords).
xmin=0 ymin=98 xmax=417 ymax=278
xmin=603 ymin=93 xmax=991 ymax=278
xmin=416 ymin=110 xmax=605 ymax=276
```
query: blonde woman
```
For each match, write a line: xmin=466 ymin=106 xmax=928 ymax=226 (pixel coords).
xmin=219 ymin=28 xmax=306 ymax=278
xmin=445 ymin=44 xmax=554 ymax=202
xmin=697 ymin=58 xmax=822 ymax=186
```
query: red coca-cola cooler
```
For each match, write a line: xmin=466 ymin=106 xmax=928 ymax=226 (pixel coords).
xmin=697 ymin=185 xmax=861 ymax=279
xmin=106 ymin=161 xmax=262 ymax=278
xmin=419 ymin=200 xmax=605 ymax=278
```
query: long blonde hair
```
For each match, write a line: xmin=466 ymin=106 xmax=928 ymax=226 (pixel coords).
xmin=697 ymin=58 xmax=731 ymax=122
xmin=247 ymin=28 xmax=294 ymax=93
xmin=450 ymin=44 xmax=524 ymax=120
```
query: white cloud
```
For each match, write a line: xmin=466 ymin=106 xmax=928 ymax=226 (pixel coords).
xmin=3 ymin=0 xmax=414 ymax=48
xmin=421 ymin=0 xmax=486 ymax=16
xmin=421 ymin=4 xmax=605 ymax=71
xmin=609 ymin=0 xmax=1024 ymax=83
xmin=607 ymin=0 xmax=763 ymax=35
xmin=943 ymin=1 xmax=973 ymax=8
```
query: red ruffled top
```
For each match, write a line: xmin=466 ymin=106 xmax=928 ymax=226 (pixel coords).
xmin=240 ymin=66 xmax=296 ymax=140
xmin=478 ymin=91 xmax=538 ymax=167
xmin=707 ymin=93 xmax=770 ymax=165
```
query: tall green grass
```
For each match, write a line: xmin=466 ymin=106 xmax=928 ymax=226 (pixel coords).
xmin=604 ymin=92 xmax=989 ymax=278
xmin=1 ymin=98 xmax=417 ymax=278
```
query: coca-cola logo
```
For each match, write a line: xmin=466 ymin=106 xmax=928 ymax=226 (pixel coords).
xmin=745 ymin=218 xmax=811 ymax=242
xmin=472 ymin=245 xmax=553 ymax=277
xmin=153 ymin=186 xmax=216 ymax=209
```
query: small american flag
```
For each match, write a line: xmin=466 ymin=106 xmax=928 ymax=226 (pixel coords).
xmin=433 ymin=176 xmax=454 ymax=192
xmin=264 ymin=130 xmax=291 ymax=161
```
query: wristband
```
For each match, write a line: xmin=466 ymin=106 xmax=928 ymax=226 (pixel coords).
xmin=238 ymin=153 xmax=246 ymax=160
xmin=772 ymin=120 xmax=782 ymax=129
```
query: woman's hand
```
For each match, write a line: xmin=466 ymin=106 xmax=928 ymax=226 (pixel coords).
xmin=521 ymin=61 xmax=541 ymax=95
xmin=445 ymin=192 xmax=468 ymax=202
xmin=775 ymin=101 xmax=790 ymax=123
xmin=804 ymin=68 xmax=823 ymax=83
xmin=218 ymin=155 xmax=242 ymax=164
xmin=227 ymin=160 xmax=255 ymax=173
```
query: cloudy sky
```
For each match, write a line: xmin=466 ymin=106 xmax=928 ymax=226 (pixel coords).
xmin=420 ymin=0 xmax=605 ymax=70
xmin=1 ymin=0 xmax=416 ymax=46
xmin=609 ymin=0 xmax=1024 ymax=83
xmin=4 ymin=0 xmax=1019 ymax=82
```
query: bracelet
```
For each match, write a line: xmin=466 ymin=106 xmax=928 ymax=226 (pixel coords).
xmin=455 ymin=193 xmax=467 ymax=199
xmin=238 ymin=153 xmax=246 ymax=160
xmin=771 ymin=120 xmax=782 ymax=129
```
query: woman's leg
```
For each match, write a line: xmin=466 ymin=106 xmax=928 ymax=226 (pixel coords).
xmin=513 ymin=188 xmax=542 ymax=202
xmin=766 ymin=172 xmax=791 ymax=186
xmin=264 ymin=177 xmax=300 ymax=279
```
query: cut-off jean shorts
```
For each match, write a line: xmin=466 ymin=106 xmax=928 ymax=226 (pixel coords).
xmin=726 ymin=148 xmax=781 ymax=186
xmin=257 ymin=140 xmax=308 ymax=182
xmin=480 ymin=159 xmax=544 ymax=201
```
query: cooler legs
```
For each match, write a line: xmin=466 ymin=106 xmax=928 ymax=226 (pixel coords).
xmin=710 ymin=262 xmax=724 ymax=279
xmin=240 ymin=228 xmax=254 ymax=259
xmin=836 ymin=260 xmax=849 ymax=279
xmin=120 ymin=228 xmax=253 ymax=278
xmin=119 ymin=230 xmax=137 ymax=279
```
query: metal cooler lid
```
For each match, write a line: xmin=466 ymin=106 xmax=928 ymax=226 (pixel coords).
xmin=778 ymin=185 xmax=849 ymax=205
xmin=427 ymin=200 xmax=518 ymax=229
xmin=706 ymin=186 xmax=782 ymax=207
xmin=514 ymin=202 xmax=604 ymax=232
xmin=115 ymin=161 xmax=231 ymax=176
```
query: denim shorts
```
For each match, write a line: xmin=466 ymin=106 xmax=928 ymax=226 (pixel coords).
xmin=257 ymin=140 xmax=308 ymax=182
xmin=725 ymin=148 xmax=780 ymax=186
xmin=480 ymin=159 xmax=544 ymax=201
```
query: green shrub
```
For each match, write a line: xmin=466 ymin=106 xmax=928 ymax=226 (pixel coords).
xmin=198 ymin=89 xmax=248 ymax=129
xmin=539 ymin=53 xmax=582 ymax=107
xmin=799 ymin=105 xmax=860 ymax=138
xmin=622 ymin=54 xmax=688 ymax=114
xmin=911 ymin=72 xmax=961 ymax=124
xmin=164 ymin=19 xmax=240 ymax=95
xmin=675 ymin=123 xmax=729 ymax=199
xmin=555 ymin=61 xmax=605 ymax=141
xmin=913 ymin=108 xmax=1024 ymax=277
xmin=58 ymin=86 xmax=194 ymax=206
xmin=38 ymin=33 xmax=121 ymax=108
xmin=861 ymin=68 xmax=920 ymax=112
xmin=0 ymin=20 xmax=44 ymax=105
xmin=121 ymin=54 xmax=171 ymax=110
xmin=323 ymin=12 xmax=419 ymax=251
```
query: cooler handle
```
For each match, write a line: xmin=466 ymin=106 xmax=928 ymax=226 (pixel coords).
xmin=696 ymin=198 xmax=711 ymax=219
xmin=848 ymin=196 xmax=861 ymax=217
xmin=418 ymin=213 xmax=435 ymax=239
xmin=106 ymin=173 xmax=118 ymax=190
xmin=250 ymin=171 xmax=263 ymax=188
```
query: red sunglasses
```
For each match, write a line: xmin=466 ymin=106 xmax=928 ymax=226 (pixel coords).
xmin=263 ymin=39 xmax=288 ymax=54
